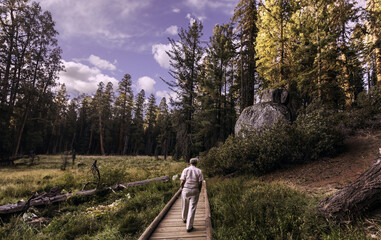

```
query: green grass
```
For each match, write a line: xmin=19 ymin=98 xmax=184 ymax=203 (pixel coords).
xmin=0 ymin=155 xmax=186 ymax=239
xmin=0 ymin=156 xmax=374 ymax=239
xmin=207 ymin=177 xmax=370 ymax=240
xmin=0 ymin=155 xmax=185 ymax=205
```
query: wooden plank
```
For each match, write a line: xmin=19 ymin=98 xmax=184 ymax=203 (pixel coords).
xmin=150 ymin=237 xmax=206 ymax=240
xmin=156 ymin=220 xmax=205 ymax=228
xmin=154 ymin=226 xmax=206 ymax=233
xmin=203 ymin=181 xmax=213 ymax=240
xmin=164 ymin=214 xmax=205 ymax=219
xmin=161 ymin=216 xmax=205 ymax=224
xmin=142 ymin=181 xmax=212 ymax=240
xmin=138 ymin=188 xmax=182 ymax=240
xmin=150 ymin=231 xmax=207 ymax=238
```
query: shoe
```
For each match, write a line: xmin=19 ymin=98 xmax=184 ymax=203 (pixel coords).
xmin=187 ymin=227 xmax=193 ymax=232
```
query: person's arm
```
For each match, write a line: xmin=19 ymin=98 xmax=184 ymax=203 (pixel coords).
xmin=180 ymin=180 xmax=185 ymax=189
xmin=198 ymin=171 xmax=204 ymax=192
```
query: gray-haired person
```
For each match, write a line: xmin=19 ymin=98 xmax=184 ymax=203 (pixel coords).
xmin=180 ymin=157 xmax=204 ymax=232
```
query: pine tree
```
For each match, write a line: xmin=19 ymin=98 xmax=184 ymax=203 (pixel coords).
xmin=196 ymin=23 xmax=236 ymax=151
xmin=51 ymin=84 xmax=69 ymax=154
xmin=92 ymin=82 xmax=114 ymax=155
xmin=256 ymin=0 xmax=297 ymax=90
xmin=145 ymin=94 xmax=157 ymax=155
xmin=367 ymin=0 xmax=381 ymax=86
xmin=163 ymin=20 xmax=204 ymax=160
xmin=233 ymin=0 xmax=258 ymax=110
xmin=115 ymin=74 xmax=134 ymax=155
xmin=156 ymin=97 xmax=172 ymax=159
xmin=0 ymin=0 xmax=62 ymax=157
xmin=132 ymin=89 xmax=145 ymax=155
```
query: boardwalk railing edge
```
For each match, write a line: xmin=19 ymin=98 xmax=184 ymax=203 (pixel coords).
xmin=203 ymin=180 xmax=213 ymax=240
xmin=138 ymin=187 xmax=182 ymax=240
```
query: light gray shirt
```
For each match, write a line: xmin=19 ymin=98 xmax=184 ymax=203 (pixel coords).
xmin=180 ymin=165 xmax=204 ymax=189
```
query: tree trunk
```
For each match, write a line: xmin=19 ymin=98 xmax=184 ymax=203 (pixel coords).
xmin=13 ymin=108 xmax=28 ymax=156
xmin=376 ymin=46 xmax=381 ymax=86
xmin=87 ymin=127 xmax=93 ymax=155
xmin=98 ymin=111 xmax=105 ymax=156
xmin=122 ymin=135 xmax=129 ymax=155
xmin=316 ymin=7 xmax=322 ymax=100
xmin=117 ymin=121 xmax=124 ymax=154
xmin=280 ymin=13 xmax=284 ymax=85
xmin=318 ymin=154 xmax=381 ymax=220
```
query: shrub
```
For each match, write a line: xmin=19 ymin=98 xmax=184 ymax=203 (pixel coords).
xmin=56 ymin=173 xmax=78 ymax=190
xmin=341 ymin=88 xmax=381 ymax=131
xmin=294 ymin=104 xmax=343 ymax=160
xmin=201 ymin=103 xmax=344 ymax=176
xmin=98 ymin=165 xmax=129 ymax=187
xmin=200 ymin=136 xmax=253 ymax=176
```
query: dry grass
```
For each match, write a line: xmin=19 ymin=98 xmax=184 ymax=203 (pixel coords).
xmin=0 ymin=155 xmax=186 ymax=205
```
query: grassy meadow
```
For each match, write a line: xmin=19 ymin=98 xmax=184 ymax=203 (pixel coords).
xmin=0 ymin=155 xmax=187 ymax=239
xmin=0 ymin=155 xmax=373 ymax=239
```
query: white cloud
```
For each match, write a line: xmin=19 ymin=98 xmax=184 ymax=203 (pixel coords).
xmin=58 ymin=60 xmax=119 ymax=95
xmin=88 ymin=55 xmax=117 ymax=71
xmin=185 ymin=0 xmax=239 ymax=16
xmin=137 ymin=76 xmax=156 ymax=93
xmin=172 ymin=8 xmax=181 ymax=13
xmin=185 ymin=0 xmax=206 ymax=10
xmin=186 ymin=13 xmax=196 ymax=25
xmin=165 ymin=25 xmax=178 ymax=35
xmin=156 ymin=90 xmax=179 ymax=103
xmin=37 ymin=0 xmax=152 ymax=47
xmin=152 ymin=43 xmax=172 ymax=69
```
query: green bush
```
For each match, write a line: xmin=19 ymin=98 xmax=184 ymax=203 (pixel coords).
xmin=201 ymin=103 xmax=344 ymax=176
xmin=56 ymin=173 xmax=79 ymax=190
xmin=294 ymin=105 xmax=343 ymax=160
xmin=98 ymin=165 xmax=129 ymax=187
xmin=341 ymin=88 xmax=381 ymax=131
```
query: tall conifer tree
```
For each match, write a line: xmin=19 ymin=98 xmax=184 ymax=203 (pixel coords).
xmin=164 ymin=20 xmax=204 ymax=160
xmin=233 ymin=0 xmax=258 ymax=110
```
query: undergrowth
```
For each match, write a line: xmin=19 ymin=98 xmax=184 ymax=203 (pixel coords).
xmin=200 ymin=93 xmax=381 ymax=177
xmin=0 ymin=181 xmax=179 ymax=240
xmin=208 ymin=177 xmax=369 ymax=240
xmin=0 ymin=156 xmax=185 ymax=239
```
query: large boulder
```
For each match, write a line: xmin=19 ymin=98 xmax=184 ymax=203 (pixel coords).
xmin=235 ymin=102 xmax=291 ymax=136
xmin=260 ymin=88 xmax=289 ymax=104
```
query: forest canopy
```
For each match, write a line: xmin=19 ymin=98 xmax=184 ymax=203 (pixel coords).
xmin=0 ymin=0 xmax=380 ymax=161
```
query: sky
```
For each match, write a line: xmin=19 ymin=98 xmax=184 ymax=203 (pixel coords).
xmin=36 ymin=0 xmax=241 ymax=103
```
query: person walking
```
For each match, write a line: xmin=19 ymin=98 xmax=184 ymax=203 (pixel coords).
xmin=180 ymin=157 xmax=204 ymax=232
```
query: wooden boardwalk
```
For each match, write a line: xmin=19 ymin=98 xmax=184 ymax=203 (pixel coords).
xmin=139 ymin=181 xmax=212 ymax=240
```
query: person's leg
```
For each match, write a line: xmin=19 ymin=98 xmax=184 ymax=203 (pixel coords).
xmin=186 ymin=189 xmax=200 ymax=230
xmin=181 ymin=189 xmax=190 ymax=222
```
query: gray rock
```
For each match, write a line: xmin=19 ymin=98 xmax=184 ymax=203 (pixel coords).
xmin=235 ymin=102 xmax=291 ymax=136
xmin=260 ymin=88 xmax=289 ymax=104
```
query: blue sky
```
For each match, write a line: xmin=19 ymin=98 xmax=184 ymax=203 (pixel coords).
xmin=36 ymin=0 xmax=240 ymax=102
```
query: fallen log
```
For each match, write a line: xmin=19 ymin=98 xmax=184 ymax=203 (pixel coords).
xmin=0 ymin=176 xmax=170 ymax=215
xmin=318 ymin=151 xmax=381 ymax=221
